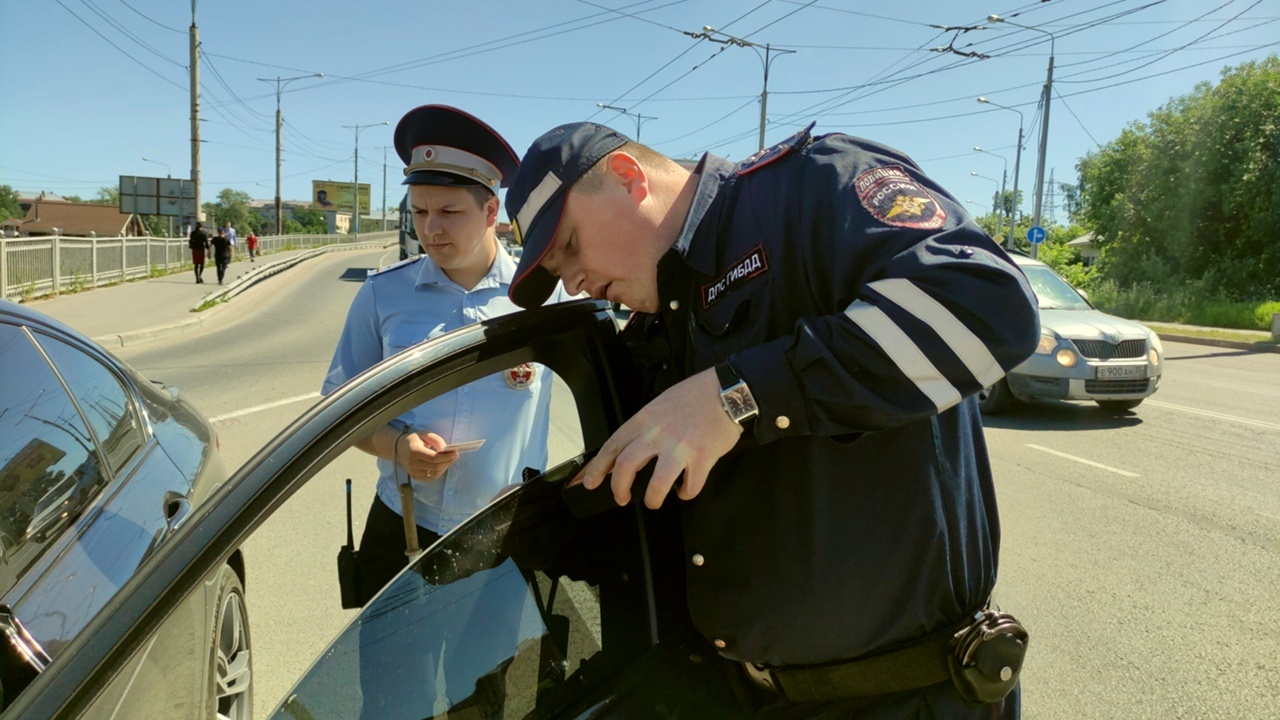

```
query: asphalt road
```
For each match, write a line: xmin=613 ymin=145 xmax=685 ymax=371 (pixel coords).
xmin=110 ymin=248 xmax=1280 ymax=718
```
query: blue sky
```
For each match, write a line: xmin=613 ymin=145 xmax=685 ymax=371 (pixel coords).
xmin=2 ymin=0 xmax=1277 ymax=226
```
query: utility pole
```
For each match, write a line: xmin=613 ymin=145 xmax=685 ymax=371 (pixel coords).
xmin=343 ymin=122 xmax=388 ymax=244
xmin=989 ymin=15 xmax=1055 ymax=259
xmin=687 ymin=27 xmax=794 ymax=151
xmin=189 ymin=0 xmax=201 ymax=232
xmin=257 ymin=73 xmax=323 ymax=235
xmin=974 ymin=146 xmax=1010 ymax=247
xmin=380 ymin=146 xmax=389 ymax=232
xmin=977 ymin=97 xmax=1024 ymax=250
xmin=596 ymin=104 xmax=657 ymax=141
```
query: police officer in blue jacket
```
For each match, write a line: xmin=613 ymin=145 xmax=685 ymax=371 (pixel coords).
xmin=504 ymin=122 xmax=1039 ymax=718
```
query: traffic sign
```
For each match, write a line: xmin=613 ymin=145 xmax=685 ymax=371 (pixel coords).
xmin=1027 ymin=225 xmax=1047 ymax=244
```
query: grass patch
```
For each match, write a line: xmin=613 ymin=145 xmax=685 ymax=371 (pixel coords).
xmin=1088 ymin=280 xmax=1279 ymax=331
xmin=192 ymin=296 xmax=225 ymax=313
xmin=1147 ymin=323 xmax=1278 ymax=346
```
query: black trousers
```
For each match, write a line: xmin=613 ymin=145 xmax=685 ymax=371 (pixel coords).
xmin=354 ymin=495 xmax=441 ymax=606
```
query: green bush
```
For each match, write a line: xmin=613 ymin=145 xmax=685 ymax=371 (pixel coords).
xmin=1087 ymin=279 xmax=1277 ymax=330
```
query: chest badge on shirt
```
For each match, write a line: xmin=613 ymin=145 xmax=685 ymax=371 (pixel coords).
xmin=505 ymin=363 xmax=536 ymax=390
xmin=702 ymin=245 xmax=769 ymax=309
xmin=855 ymin=165 xmax=947 ymax=230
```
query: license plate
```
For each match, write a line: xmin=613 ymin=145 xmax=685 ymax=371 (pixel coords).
xmin=1096 ymin=365 xmax=1146 ymax=379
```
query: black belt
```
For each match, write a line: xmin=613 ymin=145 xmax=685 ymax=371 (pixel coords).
xmin=741 ymin=614 xmax=975 ymax=703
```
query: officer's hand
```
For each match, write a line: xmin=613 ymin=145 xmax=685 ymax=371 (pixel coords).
xmin=578 ymin=368 xmax=741 ymax=509
xmin=399 ymin=431 xmax=459 ymax=481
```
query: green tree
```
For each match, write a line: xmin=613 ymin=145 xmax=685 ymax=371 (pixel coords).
xmin=94 ymin=186 xmax=119 ymax=205
xmin=204 ymin=187 xmax=255 ymax=231
xmin=1076 ymin=55 xmax=1279 ymax=300
xmin=0 ymin=184 xmax=22 ymax=222
xmin=290 ymin=207 xmax=329 ymax=234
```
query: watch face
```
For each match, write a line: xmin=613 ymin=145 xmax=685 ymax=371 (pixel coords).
xmin=722 ymin=384 xmax=758 ymax=422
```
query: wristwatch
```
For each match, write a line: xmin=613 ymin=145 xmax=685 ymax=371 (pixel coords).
xmin=714 ymin=361 xmax=759 ymax=429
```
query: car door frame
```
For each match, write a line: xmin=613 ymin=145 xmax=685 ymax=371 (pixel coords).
xmin=4 ymin=299 xmax=650 ymax=719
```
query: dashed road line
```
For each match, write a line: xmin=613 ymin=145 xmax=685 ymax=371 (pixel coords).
xmin=1145 ymin=400 xmax=1280 ymax=431
xmin=210 ymin=391 xmax=321 ymax=423
xmin=1024 ymin=444 xmax=1140 ymax=477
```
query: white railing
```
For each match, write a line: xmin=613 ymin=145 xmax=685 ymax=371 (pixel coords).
xmin=1 ymin=231 xmax=397 ymax=302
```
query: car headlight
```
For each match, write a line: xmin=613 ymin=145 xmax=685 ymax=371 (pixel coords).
xmin=1056 ymin=348 xmax=1078 ymax=367
xmin=1035 ymin=334 xmax=1058 ymax=355
xmin=1149 ymin=332 xmax=1164 ymax=364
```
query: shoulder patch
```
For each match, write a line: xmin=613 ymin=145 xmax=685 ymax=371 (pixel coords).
xmin=367 ymin=255 xmax=424 ymax=278
xmin=736 ymin=122 xmax=816 ymax=176
xmin=854 ymin=165 xmax=946 ymax=230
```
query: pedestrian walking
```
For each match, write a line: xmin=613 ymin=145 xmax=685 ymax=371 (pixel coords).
xmin=187 ymin=222 xmax=210 ymax=283
xmin=223 ymin=220 xmax=238 ymax=260
xmin=505 ymin=121 xmax=1040 ymax=718
xmin=245 ymin=231 xmax=258 ymax=261
xmin=321 ymin=104 xmax=572 ymax=718
xmin=211 ymin=227 xmax=231 ymax=285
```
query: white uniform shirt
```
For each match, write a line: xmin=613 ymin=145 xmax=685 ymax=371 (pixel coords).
xmin=322 ymin=242 xmax=571 ymax=534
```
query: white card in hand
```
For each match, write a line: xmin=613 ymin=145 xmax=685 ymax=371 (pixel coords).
xmin=442 ymin=439 xmax=485 ymax=454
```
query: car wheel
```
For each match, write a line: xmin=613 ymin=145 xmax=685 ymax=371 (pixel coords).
xmin=1097 ymin=399 xmax=1144 ymax=412
xmin=211 ymin=564 xmax=252 ymax=720
xmin=978 ymin=378 xmax=1018 ymax=414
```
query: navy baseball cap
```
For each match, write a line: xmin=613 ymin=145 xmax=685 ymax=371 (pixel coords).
xmin=507 ymin=122 xmax=630 ymax=309
xmin=394 ymin=105 xmax=519 ymax=191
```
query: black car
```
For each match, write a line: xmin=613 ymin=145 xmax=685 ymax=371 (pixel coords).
xmin=0 ymin=300 xmax=251 ymax=719
xmin=2 ymin=300 xmax=756 ymax=719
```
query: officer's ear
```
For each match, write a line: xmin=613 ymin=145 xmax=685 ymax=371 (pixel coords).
xmin=484 ymin=193 xmax=500 ymax=226
xmin=605 ymin=151 xmax=649 ymax=205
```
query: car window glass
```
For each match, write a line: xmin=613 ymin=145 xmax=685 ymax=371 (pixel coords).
xmin=1022 ymin=265 xmax=1091 ymax=310
xmin=70 ymin=304 xmax=638 ymax=720
xmin=0 ymin=323 xmax=108 ymax=595
xmin=268 ymin=459 xmax=643 ymax=720
xmin=33 ymin=333 xmax=145 ymax=474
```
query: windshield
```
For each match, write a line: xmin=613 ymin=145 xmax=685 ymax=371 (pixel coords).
xmin=1021 ymin=265 xmax=1092 ymax=310
xmin=269 ymin=461 xmax=647 ymax=720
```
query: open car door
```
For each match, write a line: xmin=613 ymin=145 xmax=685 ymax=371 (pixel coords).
xmin=5 ymin=299 xmax=745 ymax=719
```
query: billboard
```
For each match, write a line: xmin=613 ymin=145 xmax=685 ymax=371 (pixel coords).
xmin=119 ymin=175 xmax=195 ymax=218
xmin=311 ymin=181 xmax=372 ymax=213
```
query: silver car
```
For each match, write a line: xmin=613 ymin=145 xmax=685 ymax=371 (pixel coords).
xmin=980 ymin=254 xmax=1164 ymax=413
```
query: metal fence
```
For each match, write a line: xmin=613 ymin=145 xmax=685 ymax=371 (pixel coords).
xmin=0 ymin=231 xmax=397 ymax=302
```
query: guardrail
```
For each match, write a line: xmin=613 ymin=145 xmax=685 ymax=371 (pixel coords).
xmin=0 ymin=231 xmax=398 ymax=302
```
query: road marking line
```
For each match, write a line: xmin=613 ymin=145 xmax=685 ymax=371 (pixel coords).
xmin=210 ymin=392 xmax=321 ymax=422
xmin=1024 ymin=444 xmax=1140 ymax=477
xmin=1145 ymin=400 xmax=1280 ymax=431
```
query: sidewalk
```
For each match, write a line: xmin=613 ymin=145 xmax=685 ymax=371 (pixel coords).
xmin=28 ymin=243 xmax=388 ymax=348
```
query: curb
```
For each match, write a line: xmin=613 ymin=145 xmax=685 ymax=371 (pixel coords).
xmin=92 ymin=242 xmax=392 ymax=348
xmin=1155 ymin=332 xmax=1280 ymax=354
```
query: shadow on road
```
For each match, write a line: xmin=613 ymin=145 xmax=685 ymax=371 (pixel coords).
xmin=982 ymin=400 xmax=1144 ymax=432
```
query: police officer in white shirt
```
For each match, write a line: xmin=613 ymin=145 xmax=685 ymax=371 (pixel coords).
xmin=322 ymin=104 xmax=570 ymax=607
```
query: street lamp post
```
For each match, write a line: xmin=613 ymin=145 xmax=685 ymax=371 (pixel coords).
xmin=977 ymin=97 xmax=1025 ymax=250
xmin=258 ymin=73 xmax=324 ymax=235
xmin=343 ymin=121 xmax=389 ymax=244
xmin=970 ymin=171 xmax=1001 ymax=217
xmin=141 ymin=157 xmax=173 ymax=237
xmin=689 ymin=27 xmax=795 ymax=151
xmin=988 ymin=15 xmax=1055 ymax=258
xmin=974 ymin=146 xmax=1009 ymax=247
xmin=596 ymin=103 xmax=657 ymax=141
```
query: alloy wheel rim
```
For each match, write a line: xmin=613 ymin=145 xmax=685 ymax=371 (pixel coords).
xmin=215 ymin=589 xmax=252 ymax=720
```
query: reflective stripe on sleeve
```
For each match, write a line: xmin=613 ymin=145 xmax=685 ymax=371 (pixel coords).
xmin=868 ymin=278 xmax=1005 ymax=388
xmin=843 ymin=300 xmax=962 ymax=412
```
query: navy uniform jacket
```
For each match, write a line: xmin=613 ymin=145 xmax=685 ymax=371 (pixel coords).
xmin=630 ymin=126 xmax=1039 ymax=670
